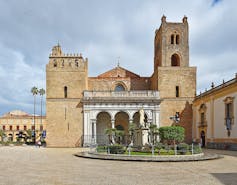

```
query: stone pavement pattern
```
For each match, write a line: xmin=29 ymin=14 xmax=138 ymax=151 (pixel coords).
xmin=0 ymin=147 xmax=237 ymax=185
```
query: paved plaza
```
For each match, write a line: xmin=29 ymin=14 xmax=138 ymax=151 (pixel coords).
xmin=0 ymin=147 xmax=237 ymax=185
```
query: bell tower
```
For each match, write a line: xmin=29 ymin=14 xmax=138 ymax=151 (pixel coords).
xmin=154 ymin=15 xmax=189 ymax=69
xmin=152 ymin=16 xmax=196 ymax=143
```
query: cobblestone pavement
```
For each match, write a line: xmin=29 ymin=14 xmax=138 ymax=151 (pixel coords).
xmin=0 ymin=147 xmax=236 ymax=185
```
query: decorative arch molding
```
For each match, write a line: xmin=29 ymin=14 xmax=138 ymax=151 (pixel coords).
xmin=114 ymin=110 xmax=131 ymax=120
xmin=223 ymin=96 xmax=235 ymax=104
xmin=111 ymin=81 xmax=128 ymax=91
xmin=94 ymin=111 xmax=112 ymax=120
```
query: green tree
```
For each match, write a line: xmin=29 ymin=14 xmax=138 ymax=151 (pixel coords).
xmin=0 ymin=129 xmax=6 ymax=142
xmin=25 ymin=129 xmax=33 ymax=143
xmin=159 ymin=126 xmax=185 ymax=145
xmin=115 ymin=130 xmax=125 ymax=144
xmin=105 ymin=128 xmax=116 ymax=144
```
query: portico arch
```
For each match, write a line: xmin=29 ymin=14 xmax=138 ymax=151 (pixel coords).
xmin=115 ymin=112 xmax=129 ymax=135
xmin=96 ymin=112 xmax=111 ymax=144
xmin=133 ymin=112 xmax=148 ymax=127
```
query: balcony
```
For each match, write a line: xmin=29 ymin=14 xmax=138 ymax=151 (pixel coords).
xmin=82 ymin=90 xmax=160 ymax=103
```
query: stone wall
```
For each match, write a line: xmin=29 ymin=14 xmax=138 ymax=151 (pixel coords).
xmin=88 ymin=77 xmax=150 ymax=91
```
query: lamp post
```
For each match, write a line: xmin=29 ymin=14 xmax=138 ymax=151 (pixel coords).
xmin=31 ymin=86 xmax=38 ymax=145
xmin=169 ymin=112 xmax=180 ymax=124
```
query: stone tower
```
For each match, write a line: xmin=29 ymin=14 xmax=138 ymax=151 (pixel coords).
xmin=46 ymin=44 xmax=88 ymax=147
xmin=151 ymin=16 xmax=196 ymax=142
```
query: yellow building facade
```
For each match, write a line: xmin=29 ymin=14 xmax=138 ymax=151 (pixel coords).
xmin=0 ymin=110 xmax=46 ymax=142
xmin=193 ymin=75 xmax=237 ymax=150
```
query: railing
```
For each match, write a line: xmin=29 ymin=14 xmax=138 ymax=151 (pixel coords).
xmin=83 ymin=134 xmax=132 ymax=146
xmin=83 ymin=90 xmax=159 ymax=98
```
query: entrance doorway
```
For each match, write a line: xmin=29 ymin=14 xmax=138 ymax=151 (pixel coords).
xmin=200 ymin=130 xmax=205 ymax=147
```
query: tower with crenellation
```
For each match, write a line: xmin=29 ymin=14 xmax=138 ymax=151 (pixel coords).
xmin=46 ymin=44 xmax=88 ymax=147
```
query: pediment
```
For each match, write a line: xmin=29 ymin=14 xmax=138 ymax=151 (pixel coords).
xmin=98 ymin=66 xmax=140 ymax=78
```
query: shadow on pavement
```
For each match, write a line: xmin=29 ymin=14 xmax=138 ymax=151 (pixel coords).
xmin=203 ymin=149 xmax=237 ymax=157
xmin=211 ymin=173 xmax=237 ymax=185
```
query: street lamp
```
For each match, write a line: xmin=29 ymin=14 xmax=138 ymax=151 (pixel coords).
xmin=170 ymin=112 xmax=180 ymax=124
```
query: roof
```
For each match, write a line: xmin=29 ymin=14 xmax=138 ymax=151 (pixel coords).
xmin=97 ymin=66 xmax=140 ymax=78
xmin=195 ymin=76 xmax=237 ymax=100
xmin=0 ymin=110 xmax=43 ymax=118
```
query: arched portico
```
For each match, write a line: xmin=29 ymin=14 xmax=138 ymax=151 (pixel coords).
xmin=82 ymin=90 xmax=161 ymax=146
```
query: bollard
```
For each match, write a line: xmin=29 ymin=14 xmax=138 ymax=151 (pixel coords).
xmin=192 ymin=143 xmax=194 ymax=155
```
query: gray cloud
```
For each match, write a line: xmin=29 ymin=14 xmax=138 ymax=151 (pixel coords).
xmin=0 ymin=0 xmax=236 ymax=115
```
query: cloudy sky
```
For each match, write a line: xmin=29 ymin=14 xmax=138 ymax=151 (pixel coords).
xmin=0 ymin=0 xmax=236 ymax=115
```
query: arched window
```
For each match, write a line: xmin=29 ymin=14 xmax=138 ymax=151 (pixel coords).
xmin=171 ymin=34 xmax=174 ymax=44
xmin=115 ymin=84 xmax=125 ymax=91
xmin=75 ymin=59 xmax=78 ymax=67
xmin=171 ymin=54 xmax=180 ymax=66
xmin=53 ymin=60 xmax=57 ymax=67
xmin=64 ymin=86 xmax=67 ymax=98
xmin=176 ymin=35 xmax=180 ymax=44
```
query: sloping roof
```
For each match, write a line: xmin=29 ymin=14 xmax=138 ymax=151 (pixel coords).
xmin=97 ymin=66 xmax=140 ymax=78
xmin=2 ymin=110 xmax=30 ymax=117
xmin=1 ymin=110 xmax=33 ymax=118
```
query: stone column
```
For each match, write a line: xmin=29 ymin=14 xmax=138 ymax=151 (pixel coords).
xmin=83 ymin=110 xmax=90 ymax=146
xmin=111 ymin=119 xmax=115 ymax=129
xmin=91 ymin=119 xmax=96 ymax=144
xmin=111 ymin=119 xmax=115 ymax=144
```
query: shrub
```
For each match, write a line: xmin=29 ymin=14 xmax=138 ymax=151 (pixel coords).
xmin=96 ymin=145 xmax=107 ymax=153
xmin=155 ymin=142 xmax=164 ymax=150
xmin=159 ymin=148 xmax=168 ymax=155
xmin=159 ymin=126 xmax=185 ymax=144
xmin=168 ymin=150 xmax=175 ymax=155
xmin=193 ymin=145 xmax=202 ymax=154
xmin=177 ymin=143 xmax=189 ymax=155
xmin=142 ymin=144 xmax=151 ymax=152
xmin=108 ymin=144 xmax=125 ymax=154
xmin=131 ymin=146 xmax=142 ymax=152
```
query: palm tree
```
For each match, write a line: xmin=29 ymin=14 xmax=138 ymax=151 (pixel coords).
xmin=105 ymin=128 xmax=116 ymax=145
xmin=31 ymin=86 xmax=38 ymax=144
xmin=0 ymin=129 xmax=6 ymax=142
xmin=39 ymin=88 xmax=45 ymax=133
xmin=115 ymin=130 xmax=125 ymax=144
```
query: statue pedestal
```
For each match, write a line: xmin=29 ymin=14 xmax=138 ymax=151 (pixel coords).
xmin=141 ymin=128 xmax=149 ymax=146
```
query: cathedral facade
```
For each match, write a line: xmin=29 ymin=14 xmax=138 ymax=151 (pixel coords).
xmin=46 ymin=16 xmax=196 ymax=147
